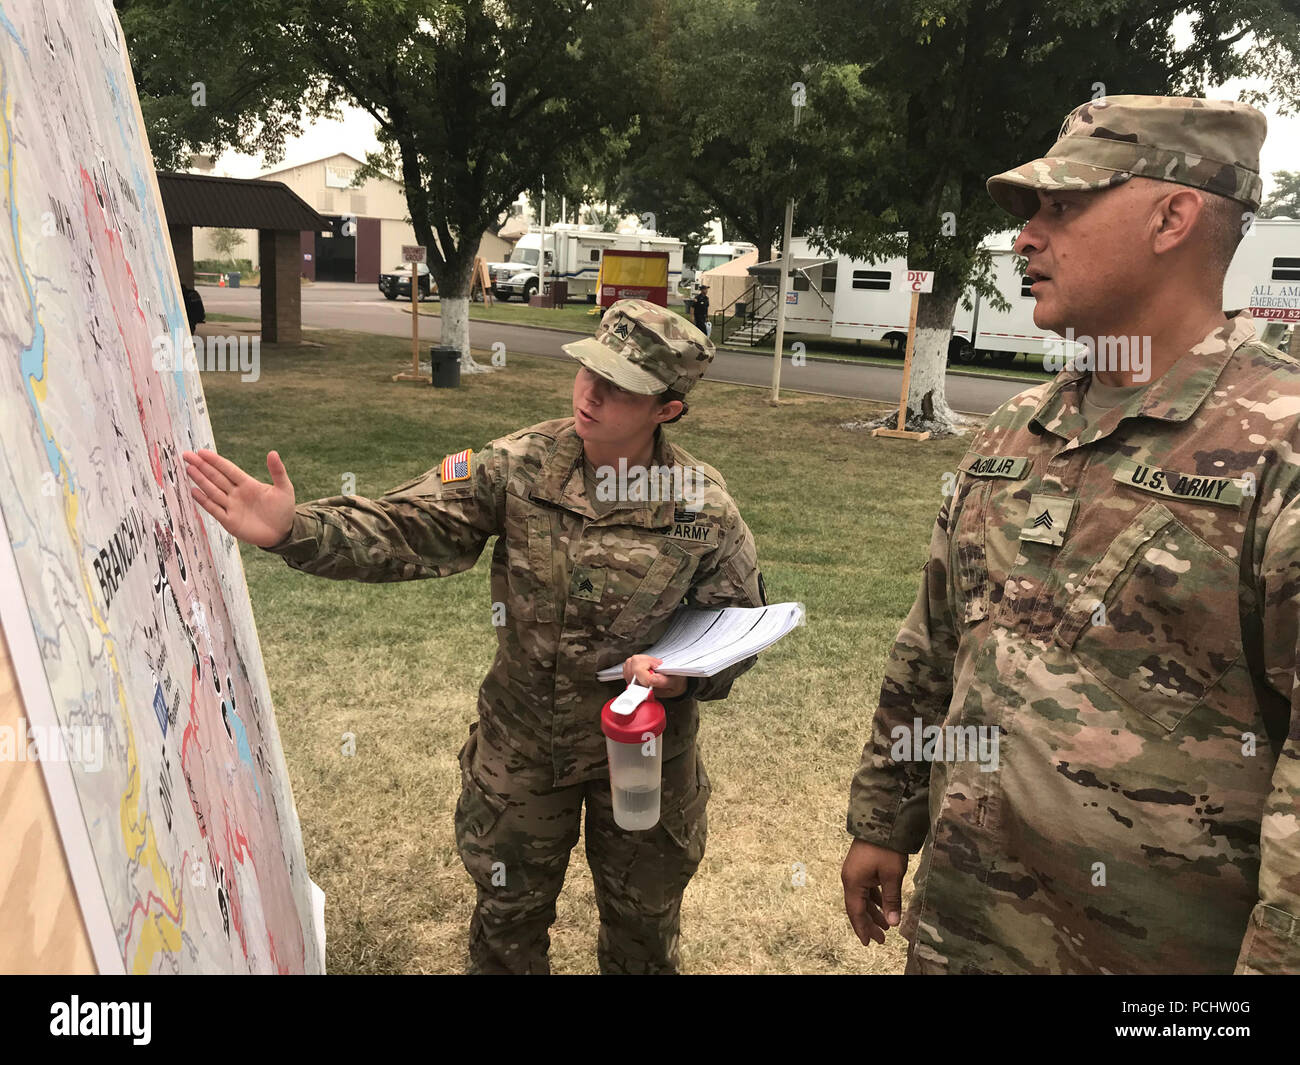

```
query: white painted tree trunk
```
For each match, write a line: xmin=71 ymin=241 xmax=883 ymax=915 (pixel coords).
xmin=441 ymin=295 xmax=470 ymax=357
xmin=901 ymin=278 xmax=962 ymax=435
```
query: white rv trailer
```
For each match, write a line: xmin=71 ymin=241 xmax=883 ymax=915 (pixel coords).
xmin=738 ymin=220 xmax=1297 ymax=362
xmin=488 ymin=224 xmax=685 ymax=303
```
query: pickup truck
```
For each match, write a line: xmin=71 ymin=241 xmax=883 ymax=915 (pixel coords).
xmin=378 ymin=263 xmax=433 ymax=301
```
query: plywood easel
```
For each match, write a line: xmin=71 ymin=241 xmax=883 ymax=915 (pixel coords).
xmin=0 ymin=623 xmax=95 ymax=973
xmin=471 ymin=256 xmax=493 ymax=305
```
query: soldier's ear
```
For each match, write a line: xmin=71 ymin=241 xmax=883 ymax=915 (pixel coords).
xmin=655 ymin=399 xmax=684 ymax=424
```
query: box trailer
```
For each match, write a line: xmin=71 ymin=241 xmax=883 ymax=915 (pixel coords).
xmin=735 ymin=221 xmax=1298 ymax=363
xmin=488 ymin=224 xmax=685 ymax=303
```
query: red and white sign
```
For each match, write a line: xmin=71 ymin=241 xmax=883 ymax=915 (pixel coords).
xmin=906 ymin=269 xmax=934 ymax=293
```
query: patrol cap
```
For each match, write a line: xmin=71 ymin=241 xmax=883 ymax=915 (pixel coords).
xmin=562 ymin=298 xmax=715 ymax=395
xmin=987 ymin=95 xmax=1267 ymax=220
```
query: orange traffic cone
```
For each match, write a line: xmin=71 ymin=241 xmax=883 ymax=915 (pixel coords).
xmin=219 ymin=274 xmax=226 ymax=287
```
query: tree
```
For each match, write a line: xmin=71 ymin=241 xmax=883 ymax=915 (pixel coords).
xmin=116 ymin=0 xmax=334 ymax=170
xmin=791 ymin=0 xmax=1300 ymax=435
xmin=1261 ymin=170 xmax=1300 ymax=217
xmin=616 ymin=0 xmax=825 ymax=265
xmin=209 ymin=227 xmax=246 ymax=263
xmin=124 ymin=1 xmax=657 ymax=358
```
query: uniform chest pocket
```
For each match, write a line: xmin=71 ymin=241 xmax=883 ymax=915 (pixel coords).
xmin=1052 ymin=502 xmax=1243 ymax=733
xmin=504 ymin=493 xmax=556 ymax=623
xmin=608 ymin=541 xmax=695 ymax=638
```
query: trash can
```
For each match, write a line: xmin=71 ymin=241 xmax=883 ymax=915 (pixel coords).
xmin=734 ymin=300 xmax=746 ymax=321
xmin=543 ymin=279 xmax=568 ymax=305
xmin=228 ymin=271 xmax=240 ymax=288
xmin=430 ymin=346 xmax=461 ymax=388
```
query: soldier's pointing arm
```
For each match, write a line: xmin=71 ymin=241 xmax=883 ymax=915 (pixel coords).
xmin=846 ymin=499 xmax=959 ymax=852
xmin=260 ymin=446 xmax=505 ymax=582
xmin=1237 ymin=493 xmax=1300 ymax=974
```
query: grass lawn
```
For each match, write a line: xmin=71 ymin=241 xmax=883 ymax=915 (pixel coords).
xmin=201 ymin=327 xmax=973 ymax=974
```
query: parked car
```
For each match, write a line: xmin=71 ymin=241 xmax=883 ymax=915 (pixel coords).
xmin=378 ymin=262 xmax=433 ymax=301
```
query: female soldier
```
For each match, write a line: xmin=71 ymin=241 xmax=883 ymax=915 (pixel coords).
xmin=183 ymin=298 xmax=766 ymax=974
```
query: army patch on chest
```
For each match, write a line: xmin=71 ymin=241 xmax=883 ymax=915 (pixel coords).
xmin=570 ymin=565 xmax=606 ymax=602
xmin=961 ymin=453 xmax=1030 ymax=479
xmin=1019 ymin=493 xmax=1076 ymax=547
xmin=666 ymin=519 xmax=718 ymax=545
xmin=1113 ymin=459 xmax=1245 ymax=507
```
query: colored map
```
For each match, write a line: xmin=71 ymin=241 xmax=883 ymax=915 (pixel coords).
xmin=0 ymin=0 xmax=322 ymax=973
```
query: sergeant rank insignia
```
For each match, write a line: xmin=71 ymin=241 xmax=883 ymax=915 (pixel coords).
xmin=440 ymin=449 xmax=472 ymax=483
xmin=1019 ymin=494 xmax=1076 ymax=547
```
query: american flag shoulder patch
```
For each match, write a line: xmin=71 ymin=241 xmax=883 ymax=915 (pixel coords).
xmin=440 ymin=449 xmax=472 ymax=483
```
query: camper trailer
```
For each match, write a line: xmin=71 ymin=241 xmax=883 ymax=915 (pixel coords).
xmin=735 ymin=221 xmax=1298 ymax=362
xmin=488 ymin=224 xmax=685 ymax=303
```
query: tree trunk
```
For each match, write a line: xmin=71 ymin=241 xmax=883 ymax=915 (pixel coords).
xmin=900 ymin=273 xmax=962 ymax=435
xmin=437 ymin=255 xmax=477 ymax=358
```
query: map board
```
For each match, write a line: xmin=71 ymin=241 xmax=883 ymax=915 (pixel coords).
xmin=0 ymin=0 xmax=323 ymax=973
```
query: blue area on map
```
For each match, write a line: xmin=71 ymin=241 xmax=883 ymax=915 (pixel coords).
xmin=223 ymin=695 xmax=260 ymax=798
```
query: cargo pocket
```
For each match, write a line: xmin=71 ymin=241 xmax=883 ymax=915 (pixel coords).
xmin=455 ymin=725 xmax=508 ymax=839
xmin=1052 ymin=502 xmax=1243 ymax=733
xmin=660 ymin=752 xmax=711 ymax=854
xmin=951 ymin=479 xmax=992 ymax=624
xmin=609 ymin=541 xmax=693 ymax=638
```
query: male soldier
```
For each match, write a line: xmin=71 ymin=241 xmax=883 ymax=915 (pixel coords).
xmin=183 ymin=299 xmax=765 ymax=974
xmin=842 ymin=96 xmax=1300 ymax=974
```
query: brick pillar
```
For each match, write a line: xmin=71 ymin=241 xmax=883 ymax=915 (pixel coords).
xmin=259 ymin=228 xmax=301 ymax=343
xmin=169 ymin=224 xmax=194 ymax=287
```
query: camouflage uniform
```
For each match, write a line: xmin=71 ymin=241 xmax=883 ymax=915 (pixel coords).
xmin=265 ymin=300 xmax=765 ymax=973
xmin=849 ymin=98 xmax=1300 ymax=974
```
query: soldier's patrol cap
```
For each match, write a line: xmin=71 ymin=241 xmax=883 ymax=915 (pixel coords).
xmin=987 ymin=95 xmax=1267 ymax=220
xmin=562 ymin=298 xmax=715 ymax=395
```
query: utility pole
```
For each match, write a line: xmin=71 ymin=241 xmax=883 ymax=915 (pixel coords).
xmin=538 ymin=179 xmax=547 ymax=305
xmin=770 ymin=96 xmax=803 ymax=403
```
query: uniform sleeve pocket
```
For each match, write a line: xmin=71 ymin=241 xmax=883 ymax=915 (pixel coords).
xmin=951 ymin=479 xmax=991 ymax=624
xmin=1053 ymin=502 xmax=1244 ymax=733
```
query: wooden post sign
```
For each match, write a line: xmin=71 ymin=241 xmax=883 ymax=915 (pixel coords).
xmin=873 ymin=268 xmax=934 ymax=442
xmin=393 ymin=244 xmax=427 ymax=382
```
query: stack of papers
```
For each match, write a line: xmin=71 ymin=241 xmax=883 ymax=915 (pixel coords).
xmin=596 ymin=603 xmax=805 ymax=680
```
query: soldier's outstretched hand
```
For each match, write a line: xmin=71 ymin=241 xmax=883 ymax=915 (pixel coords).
xmin=842 ymin=838 xmax=908 ymax=947
xmin=183 ymin=448 xmax=297 ymax=549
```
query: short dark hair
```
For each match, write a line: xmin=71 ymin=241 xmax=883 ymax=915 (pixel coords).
xmin=1200 ymin=192 xmax=1248 ymax=277
xmin=658 ymin=389 xmax=689 ymax=424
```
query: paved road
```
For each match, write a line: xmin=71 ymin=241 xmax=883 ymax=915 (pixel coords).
xmin=201 ymin=282 xmax=1033 ymax=416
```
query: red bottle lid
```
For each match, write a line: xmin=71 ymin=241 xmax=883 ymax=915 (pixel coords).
xmin=601 ymin=691 xmax=666 ymax=743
